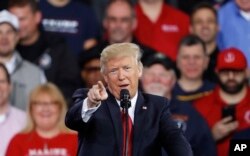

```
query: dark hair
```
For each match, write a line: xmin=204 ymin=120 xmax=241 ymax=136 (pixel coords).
xmin=0 ymin=63 xmax=11 ymax=84
xmin=8 ymin=0 xmax=39 ymax=13
xmin=105 ymin=0 xmax=135 ymax=18
xmin=144 ymin=53 xmax=176 ymax=71
xmin=178 ymin=34 xmax=207 ymax=55
xmin=190 ymin=2 xmax=217 ymax=24
xmin=79 ymin=49 xmax=101 ymax=69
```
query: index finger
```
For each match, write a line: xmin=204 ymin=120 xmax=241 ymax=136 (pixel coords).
xmin=97 ymin=81 xmax=105 ymax=91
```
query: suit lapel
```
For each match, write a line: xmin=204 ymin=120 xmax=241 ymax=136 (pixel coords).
xmin=133 ymin=91 xmax=148 ymax=156
xmin=106 ymin=91 xmax=123 ymax=156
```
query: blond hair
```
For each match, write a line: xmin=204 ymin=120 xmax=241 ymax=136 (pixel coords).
xmin=100 ymin=43 xmax=143 ymax=73
xmin=22 ymin=83 xmax=69 ymax=133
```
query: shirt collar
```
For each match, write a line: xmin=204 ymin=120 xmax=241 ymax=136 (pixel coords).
xmin=4 ymin=53 xmax=17 ymax=74
xmin=240 ymin=10 xmax=250 ymax=21
xmin=0 ymin=104 xmax=11 ymax=124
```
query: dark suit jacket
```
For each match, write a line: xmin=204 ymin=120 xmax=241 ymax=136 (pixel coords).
xmin=65 ymin=89 xmax=192 ymax=156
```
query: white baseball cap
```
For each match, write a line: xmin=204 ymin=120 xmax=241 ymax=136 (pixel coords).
xmin=0 ymin=10 xmax=19 ymax=30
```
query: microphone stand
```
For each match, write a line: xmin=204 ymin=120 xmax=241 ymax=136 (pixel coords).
xmin=120 ymin=89 xmax=131 ymax=156
xmin=123 ymin=100 xmax=130 ymax=156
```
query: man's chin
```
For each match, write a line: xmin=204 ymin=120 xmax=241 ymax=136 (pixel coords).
xmin=147 ymin=90 xmax=165 ymax=96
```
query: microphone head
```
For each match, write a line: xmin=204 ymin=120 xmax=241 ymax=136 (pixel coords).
xmin=120 ymin=89 xmax=131 ymax=109
xmin=120 ymin=89 xmax=130 ymax=99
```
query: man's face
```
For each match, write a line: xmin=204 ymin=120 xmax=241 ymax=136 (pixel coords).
xmin=235 ymin=0 xmax=250 ymax=12
xmin=104 ymin=1 xmax=136 ymax=43
xmin=0 ymin=23 xmax=18 ymax=56
xmin=191 ymin=8 xmax=218 ymax=44
xmin=9 ymin=5 xmax=41 ymax=42
xmin=81 ymin=59 xmax=104 ymax=88
xmin=177 ymin=44 xmax=208 ymax=80
xmin=218 ymin=69 xmax=247 ymax=94
xmin=103 ymin=56 xmax=142 ymax=99
xmin=142 ymin=64 xmax=176 ymax=96
xmin=0 ymin=67 xmax=11 ymax=107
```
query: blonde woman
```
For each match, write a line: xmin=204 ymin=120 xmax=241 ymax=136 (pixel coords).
xmin=6 ymin=83 xmax=77 ymax=156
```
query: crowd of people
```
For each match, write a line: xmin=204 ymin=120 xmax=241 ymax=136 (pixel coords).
xmin=1 ymin=0 xmax=250 ymax=156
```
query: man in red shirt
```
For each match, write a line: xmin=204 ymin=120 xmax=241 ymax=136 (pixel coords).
xmin=134 ymin=0 xmax=189 ymax=61
xmin=194 ymin=47 xmax=250 ymax=156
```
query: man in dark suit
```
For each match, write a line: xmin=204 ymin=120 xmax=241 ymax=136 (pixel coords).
xmin=65 ymin=43 xmax=192 ymax=156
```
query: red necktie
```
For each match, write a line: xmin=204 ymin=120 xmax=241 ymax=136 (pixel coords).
xmin=121 ymin=110 xmax=133 ymax=156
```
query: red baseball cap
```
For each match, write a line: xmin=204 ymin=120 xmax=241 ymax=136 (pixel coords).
xmin=216 ymin=48 xmax=247 ymax=71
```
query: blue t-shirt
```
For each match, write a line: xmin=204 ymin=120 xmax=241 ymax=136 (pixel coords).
xmin=39 ymin=0 xmax=100 ymax=55
xmin=172 ymin=80 xmax=215 ymax=103
xmin=162 ymin=99 xmax=216 ymax=156
xmin=218 ymin=1 xmax=250 ymax=66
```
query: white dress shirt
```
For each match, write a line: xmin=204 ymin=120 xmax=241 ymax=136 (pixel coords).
xmin=81 ymin=91 xmax=138 ymax=124
xmin=4 ymin=53 xmax=16 ymax=74
xmin=240 ymin=10 xmax=250 ymax=21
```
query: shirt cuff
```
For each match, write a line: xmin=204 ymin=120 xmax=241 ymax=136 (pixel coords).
xmin=81 ymin=98 xmax=100 ymax=123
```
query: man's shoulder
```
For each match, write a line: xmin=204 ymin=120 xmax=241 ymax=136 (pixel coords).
xmin=20 ymin=60 xmax=43 ymax=73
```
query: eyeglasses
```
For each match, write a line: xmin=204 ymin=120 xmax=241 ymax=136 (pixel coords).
xmin=32 ymin=101 xmax=58 ymax=107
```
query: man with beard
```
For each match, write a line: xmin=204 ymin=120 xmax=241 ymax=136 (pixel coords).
xmin=194 ymin=48 xmax=250 ymax=156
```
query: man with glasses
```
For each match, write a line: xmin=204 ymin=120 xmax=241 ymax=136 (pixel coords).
xmin=194 ymin=48 xmax=250 ymax=156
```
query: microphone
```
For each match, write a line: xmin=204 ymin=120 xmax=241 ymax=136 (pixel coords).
xmin=120 ymin=89 xmax=131 ymax=156
xmin=120 ymin=89 xmax=131 ymax=109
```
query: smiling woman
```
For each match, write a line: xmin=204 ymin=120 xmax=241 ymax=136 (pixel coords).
xmin=6 ymin=83 xmax=78 ymax=156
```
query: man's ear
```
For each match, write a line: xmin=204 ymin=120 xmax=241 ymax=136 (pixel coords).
xmin=215 ymin=69 xmax=219 ymax=77
xmin=103 ymin=18 xmax=108 ymax=30
xmin=189 ymin=25 xmax=194 ymax=34
xmin=14 ymin=32 xmax=20 ymax=45
xmin=102 ymin=73 xmax=108 ymax=84
xmin=171 ymin=71 xmax=177 ymax=88
xmin=80 ymin=70 xmax=87 ymax=81
xmin=132 ymin=17 xmax=137 ymax=31
xmin=138 ymin=62 xmax=143 ymax=78
xmin=35 ymin=11 xmax=42 ymax=24
xmin=245 ymin=68 xmax=250 ymax=78
xmin=217 ymin=24 xmax=220 ymax=33
xmin=176 ymin=55 xmax=181 ymax=71
xmin=203 ymin=55 xmax=210 ymax=70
